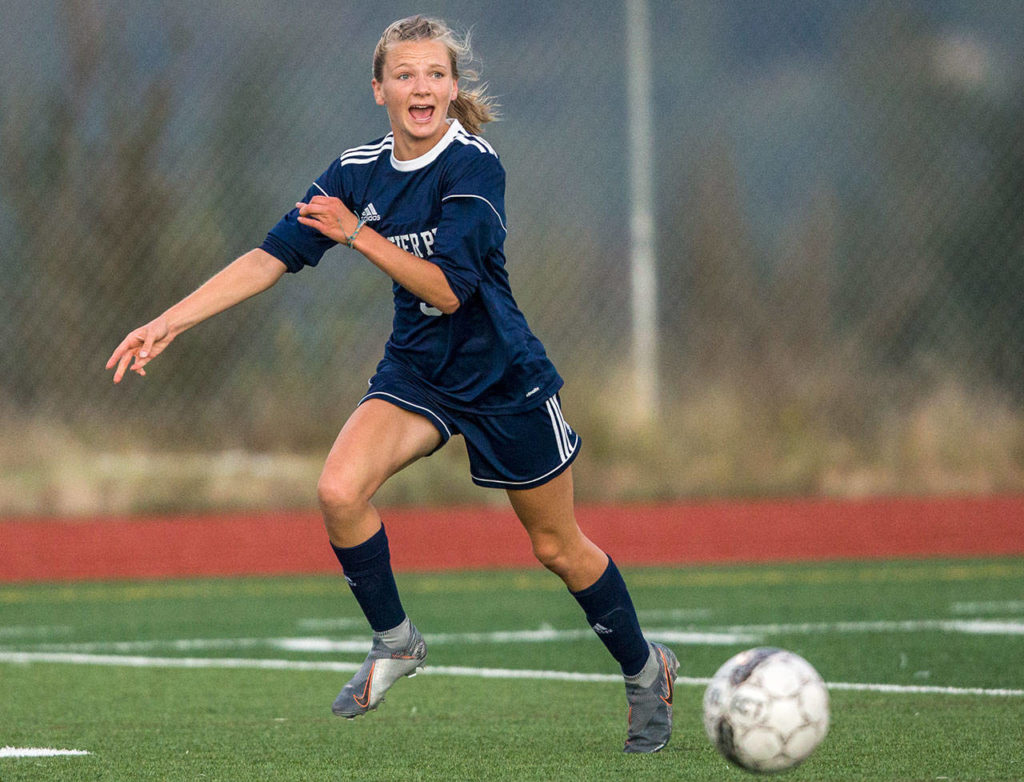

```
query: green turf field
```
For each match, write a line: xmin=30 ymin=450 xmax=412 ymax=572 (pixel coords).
xmin=2 ymin=558 xmax=1023 ymax=781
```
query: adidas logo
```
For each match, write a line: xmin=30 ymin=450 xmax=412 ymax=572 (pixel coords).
xmin=592 ymin=623 xmax=614 ymax=635
xmin=360 ymin=203 xmax=382 ymax=222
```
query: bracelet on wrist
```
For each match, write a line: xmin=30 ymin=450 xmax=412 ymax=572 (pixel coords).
xmin=345 ymin=217 xmax=368 ymax=248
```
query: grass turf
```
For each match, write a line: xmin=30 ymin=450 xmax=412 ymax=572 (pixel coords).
xmin=1 ymin=558 xmax=1023 ymax=780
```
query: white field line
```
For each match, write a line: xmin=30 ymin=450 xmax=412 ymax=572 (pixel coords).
xmin=5 ymin=628 xmax=758 ymax=655
xmin=950 ymin=600 xmax=1024 ymax=615
xmin=0 ymin=626 xmax=72 ymax=639
xmin=295 ymin=618 xmax=365 ymax=630
xmin=700 ymin=619 xmax=1024 ymax=636
xmin=0 ymin=651 xmax=363 ymax=673
xmin=825 ymin=681 xmax=1024 ymax=697
xmin=1 ymin=746 xmax=90 ymax=758
xmin=637 ymin=608 xmax=713 ymax=620
xmin=1 ymin=651 xmax=1022 ymax=697
xmin=6 ymin=616 xmax=1024 ymax=658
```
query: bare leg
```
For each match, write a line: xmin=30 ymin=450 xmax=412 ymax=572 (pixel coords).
xmin=321 ymin=399 xmax=439 ymax=718
xmin=506 ymin=467 xmax=607 ymax=591
xmin=508 ymin=466 xmax=676 ymax=753
xmin=317 ymin=398 xmax=442 ymax=547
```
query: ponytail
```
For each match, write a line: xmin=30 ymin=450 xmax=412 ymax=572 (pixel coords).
xmin=450 ymin=86 xmax=498 ymax=136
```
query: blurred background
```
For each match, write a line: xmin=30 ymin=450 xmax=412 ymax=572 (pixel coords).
xmin=1 ymin=0 xmax=1022 ymax=516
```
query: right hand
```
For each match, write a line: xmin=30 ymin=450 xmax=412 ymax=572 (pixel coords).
xmin=105 ymin=317 xmax=172 ymax=383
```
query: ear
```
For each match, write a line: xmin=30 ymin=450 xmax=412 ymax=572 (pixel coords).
xmin=372 ymin=78 xmax=385 ymax=106
xmin=450 ymin=80 xmax=458 ymax=102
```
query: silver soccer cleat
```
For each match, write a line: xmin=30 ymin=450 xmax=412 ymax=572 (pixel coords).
xmin=331 ymin=625 xmax=427 ymax=719
xmin=623 ymin=642 xmax=679 ymax=753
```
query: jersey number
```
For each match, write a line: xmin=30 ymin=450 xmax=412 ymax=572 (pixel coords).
xmin=419 ymin=302 xmax=443 ymax=317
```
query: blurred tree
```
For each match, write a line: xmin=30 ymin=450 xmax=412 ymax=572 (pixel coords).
xmin=835 ymin=4 xmax=1024 ymax=397
xmin=1 ymin=2 xmax=188 ymax=406
xmin=938 ymin=94 xmax=1024 ymax=398
xmin=0 ymin=2 xmax=288 ymax=445
xmin=659 ymin=138 xmax=768 ymax=381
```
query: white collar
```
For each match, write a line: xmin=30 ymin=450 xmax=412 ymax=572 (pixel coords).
xmin=390 ymin=119 xmax=463 ymax=171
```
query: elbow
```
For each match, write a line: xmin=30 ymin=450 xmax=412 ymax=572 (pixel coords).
xmin=432 ymin=278 xmax=461 ymax=314
xmin=437 ymin=294 xmax=460 ymax=315
xmin=425 ymin=267 xmax=461 ymax=314
xmin=250 ymin=248 xmax=288 ymax=287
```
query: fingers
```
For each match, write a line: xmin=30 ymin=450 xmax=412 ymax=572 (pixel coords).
xmin=295 ymin=195 xmax=340 ymax=215
xmin=107 ymin=323 xmax=164 ymax=383
xmin=129 ymin=355 xmax=149 ymax=378
xmin=295 ymin=202 xmax=317 ymax=223
xmin=106 ymin=332 xmax=140 ymax=383
xmin=140 ymin=327 xmax=157 ymax=361
xmin=112 ymin=351 xmax=133 ymax=383
xmin=111 ymin=342 xmax=151 ymax=383
xmin=106 ymin=331 xmax=139 ymax=369
xmin=296 ymin=197 xmax=353 ymax=245
xmin=109 ymin=344 xmax=152 ymax=383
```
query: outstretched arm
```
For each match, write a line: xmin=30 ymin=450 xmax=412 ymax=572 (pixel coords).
xmin=105 ymin=248 xmax=287 ymax=383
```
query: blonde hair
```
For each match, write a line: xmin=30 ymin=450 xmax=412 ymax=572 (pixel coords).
xmin=373 ymin=15 xmax=498 ymax=135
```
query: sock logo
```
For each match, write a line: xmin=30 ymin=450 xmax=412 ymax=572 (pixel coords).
xmin=592 ymin=623 xmax=614 ymax=635
xmin=344 ymin=575 xmax=357 ymax=587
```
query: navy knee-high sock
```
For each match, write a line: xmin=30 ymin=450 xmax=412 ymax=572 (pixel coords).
xmin=330 ymin=524 xmax=406 ymax=633
xmin=571 ymin=557 xmax=650 ymax=676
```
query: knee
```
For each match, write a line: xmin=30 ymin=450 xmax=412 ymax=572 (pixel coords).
xmin=529 ymin=529 xmax=609 ymax=591
xmin=530 ymin=535 xmax=574 ymax=579
xmin=316 ymin=470 xmax=369 ymax=526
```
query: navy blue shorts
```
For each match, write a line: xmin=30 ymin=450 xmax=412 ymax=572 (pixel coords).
xmin=359 ymin=366 xmax=580 ymax=490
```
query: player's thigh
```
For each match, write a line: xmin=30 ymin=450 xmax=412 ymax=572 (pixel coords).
xmin=319 ymin=398 xmax=443 ymax=501
xmin=506 ymin=466 xmax=577 ymax=536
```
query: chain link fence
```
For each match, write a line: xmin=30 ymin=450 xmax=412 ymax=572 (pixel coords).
xmin=2 ymin=1 xmax=1022 ymax=515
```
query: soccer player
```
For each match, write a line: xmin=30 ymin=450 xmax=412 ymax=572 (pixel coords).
xmin=106 ymin=15 xmax=678 ymax=753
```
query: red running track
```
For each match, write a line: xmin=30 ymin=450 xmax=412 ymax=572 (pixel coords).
xmin=1 ymin=496 xmax=1022 ymax=582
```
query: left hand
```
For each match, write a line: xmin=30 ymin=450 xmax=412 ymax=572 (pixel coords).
xmin=295 ymin=195 xmax=356 ymax=244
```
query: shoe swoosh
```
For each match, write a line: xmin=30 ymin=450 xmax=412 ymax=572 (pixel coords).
xmin=659 ymin=648 xmax=674 ymax=706
xmin=353 ymin=661 xmax=376 ymax=709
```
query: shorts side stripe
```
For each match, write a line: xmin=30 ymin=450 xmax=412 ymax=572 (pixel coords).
xmin=545 ymin=398 xmax=568 ymax=462
xmin=359 ymin=391 xmax=453 ymax=440
xmin=473 ymin=397 xmax=579 ymax=489
xmin=553 ymin=397 xmax=574 ymax=453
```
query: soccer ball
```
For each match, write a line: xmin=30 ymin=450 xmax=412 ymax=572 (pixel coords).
xmin=703 ymin=647 xmax=829 ymax=774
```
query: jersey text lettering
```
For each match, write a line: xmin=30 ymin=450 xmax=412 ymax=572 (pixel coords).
xmin=387 ymin=228 xmax=438 ymax=259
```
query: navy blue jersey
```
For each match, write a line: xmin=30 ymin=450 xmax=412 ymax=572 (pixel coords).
xmin=260 ymin=119 xmax=562 ymax=414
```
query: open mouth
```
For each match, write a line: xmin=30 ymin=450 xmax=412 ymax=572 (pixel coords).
xmin=409 ymin=105 xmax=435 ymax=123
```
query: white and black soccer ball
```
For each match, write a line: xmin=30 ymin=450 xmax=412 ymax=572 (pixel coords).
xmin=703 ymin=647 xmax=829 ymax=774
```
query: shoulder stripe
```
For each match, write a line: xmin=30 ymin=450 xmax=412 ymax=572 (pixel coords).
xmin=339 ymin=135 xmax=393 ymax=166
xmin=453 ymin=129 xmax=497 ymax=157
xmin=441 ymin=193 xmax=507 ymax=234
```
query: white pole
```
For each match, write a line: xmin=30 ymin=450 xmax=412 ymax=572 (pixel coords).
xmin=625 ymin=0 xmax=659 ymax=424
